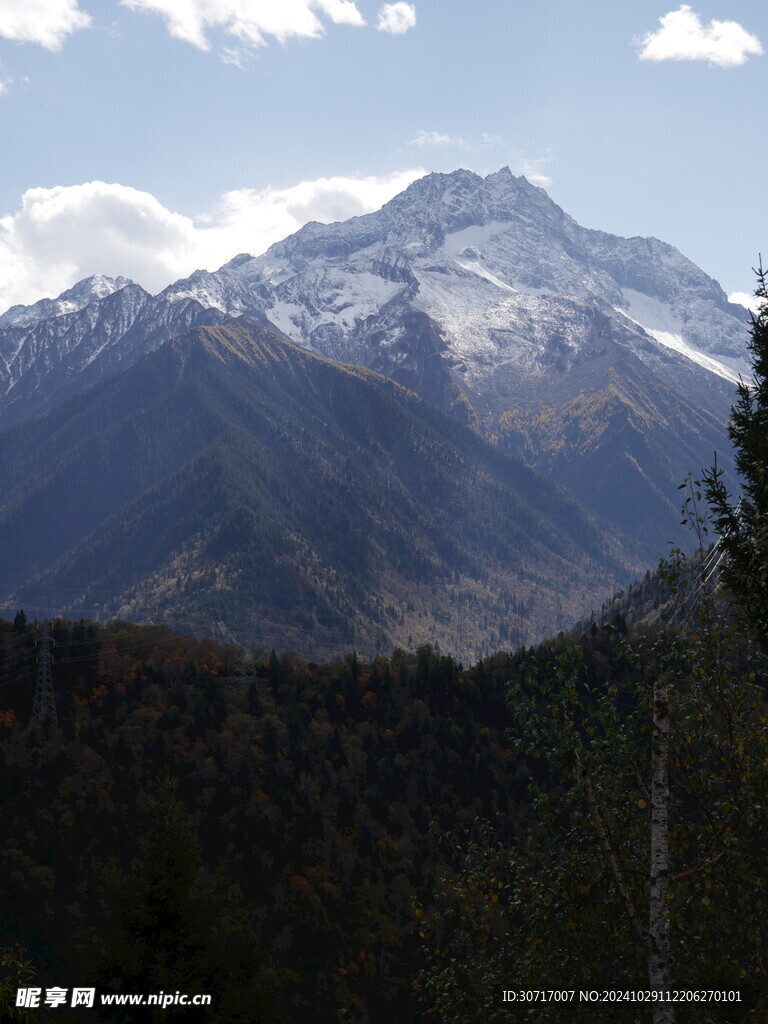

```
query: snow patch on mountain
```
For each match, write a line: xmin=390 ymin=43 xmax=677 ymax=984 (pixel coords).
xmin=616 ymin=288 xmax=743 ymax=384
xmin=644 ymin=329 xmax=742 ymax=385
xmin=263 ymin=299 xmax=310 ymax=342
xmin=441 ymin=221 xmax=514 ymax=258
xmin=263 ymin=269 xmax=406 ymax=350
xmin=454 ymin=259 xmax=519 ymax=294
xmin=622 ymin=288 xmax=684 ymax=335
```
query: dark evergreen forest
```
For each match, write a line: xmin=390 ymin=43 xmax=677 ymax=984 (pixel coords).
xmin=0 ymin=605 xmax=765 ymax=1023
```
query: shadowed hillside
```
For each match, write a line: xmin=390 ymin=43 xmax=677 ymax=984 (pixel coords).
xmin=0 ymin=318 xmax=632 ymax=658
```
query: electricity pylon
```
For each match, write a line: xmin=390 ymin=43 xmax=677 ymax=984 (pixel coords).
xmin=33 ymin=619 xmax=57 ymax=723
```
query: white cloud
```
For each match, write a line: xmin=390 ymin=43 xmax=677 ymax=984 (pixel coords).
xmin=0 ymin=171 xmax=426 ymax=312
xmin=377 ymin=3 xmax=416 ymax=35
xmin=729 ymin=291 xmax=763 ymax=314
xmin=0 ymin=0 xmax=91 ymax=50
xmin=0 ymin=73 xmax=30 ymax=97
xmin=200 ymin=170 xmax=425 ymax=253
xmin=637 ymin=5 xmax=763 ymax=68
xmin=0 ymin=183 xmax=198 ymax=309
xmin=516 ymin=156 xmax=553 ymax=188
xmin=407 ymin=130 xmax=457 ymax=147
xmin=220 ymin=46 xmax=250 ymax=69
xmin=120 ymin=0 xmax=366 ymax=50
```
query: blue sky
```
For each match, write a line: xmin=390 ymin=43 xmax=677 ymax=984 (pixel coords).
xmin=0 ymin=0 xmax=765 ymax=311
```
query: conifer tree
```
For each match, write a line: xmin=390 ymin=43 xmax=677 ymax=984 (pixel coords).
xmin=703 ymin=262 xmax=768 ymax=648
xmin=98 ymin=775 xmax=207 ymax=1021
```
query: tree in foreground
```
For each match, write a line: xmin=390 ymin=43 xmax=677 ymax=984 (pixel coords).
xmin=417 ymin=620 xmax=768 ymax=1023
xmin=703 ymin=262 xmax=768 ymax=650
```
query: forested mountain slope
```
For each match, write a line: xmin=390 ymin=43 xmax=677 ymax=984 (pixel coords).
xmin=0 ymin=319 xmax=630 ymax=658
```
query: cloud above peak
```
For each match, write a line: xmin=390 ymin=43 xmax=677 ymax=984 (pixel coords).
xmin=407 ymin=130 xmax=458 ymax=147
xmin=637 ymin=5 xmax=763 ymax=69
xmin=0 ymin=0 xmax=91 ymax=50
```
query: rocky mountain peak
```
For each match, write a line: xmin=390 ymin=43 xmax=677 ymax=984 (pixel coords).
xmin=219 ymin=252 xmax=256 ymax=272
xmin=224 ymin=168 xmax=574 ymax=288
xmin=62 ymin=273 xmax=132 ymax=304
xmin=0 ymin=273 xmax=132 ymax=330
xmin=380 ymin=166 xmax=558 ymax=230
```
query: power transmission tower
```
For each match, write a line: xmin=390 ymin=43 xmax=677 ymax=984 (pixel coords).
xmin=230 ymin=650 xmax=255 ymax=687
xmin=140 ymin=586 xmax=155 ymax=626
xmin=229 ymin=583 xmax=255 ymax=687
xmin=457 ymin=590 xmax=466 ymax=665
xmin=33 ymin=619 xmax=57 ymax=724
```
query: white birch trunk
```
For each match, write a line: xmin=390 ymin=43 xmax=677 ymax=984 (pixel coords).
xmin=649 ymin=673 xmax=675 ymax=1024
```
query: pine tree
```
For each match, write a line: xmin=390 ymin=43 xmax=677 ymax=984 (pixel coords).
xmin=97 ymin=775 xmax=207 ymax=1022
xmin=96 ymin=773 xmax=275 ymax=1023
xmin=703 ymin=262 xmax=768 ymax=648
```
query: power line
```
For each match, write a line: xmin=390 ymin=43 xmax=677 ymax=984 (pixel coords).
xmin=644 ymin=498 xmax=744 ymax=631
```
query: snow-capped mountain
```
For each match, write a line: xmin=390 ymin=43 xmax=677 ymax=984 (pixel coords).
xmin=210 ymin=167 xmax=749 ymax=401
xmin=192 ymin=168 xmax=750 ymax=552
xmin=1 ymin=168 xmax=749 ymax=424
xmin=0 ymin=167 xmax=751 ymax=556
xmin=0 ymin=274 xmax=131 ymax=331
